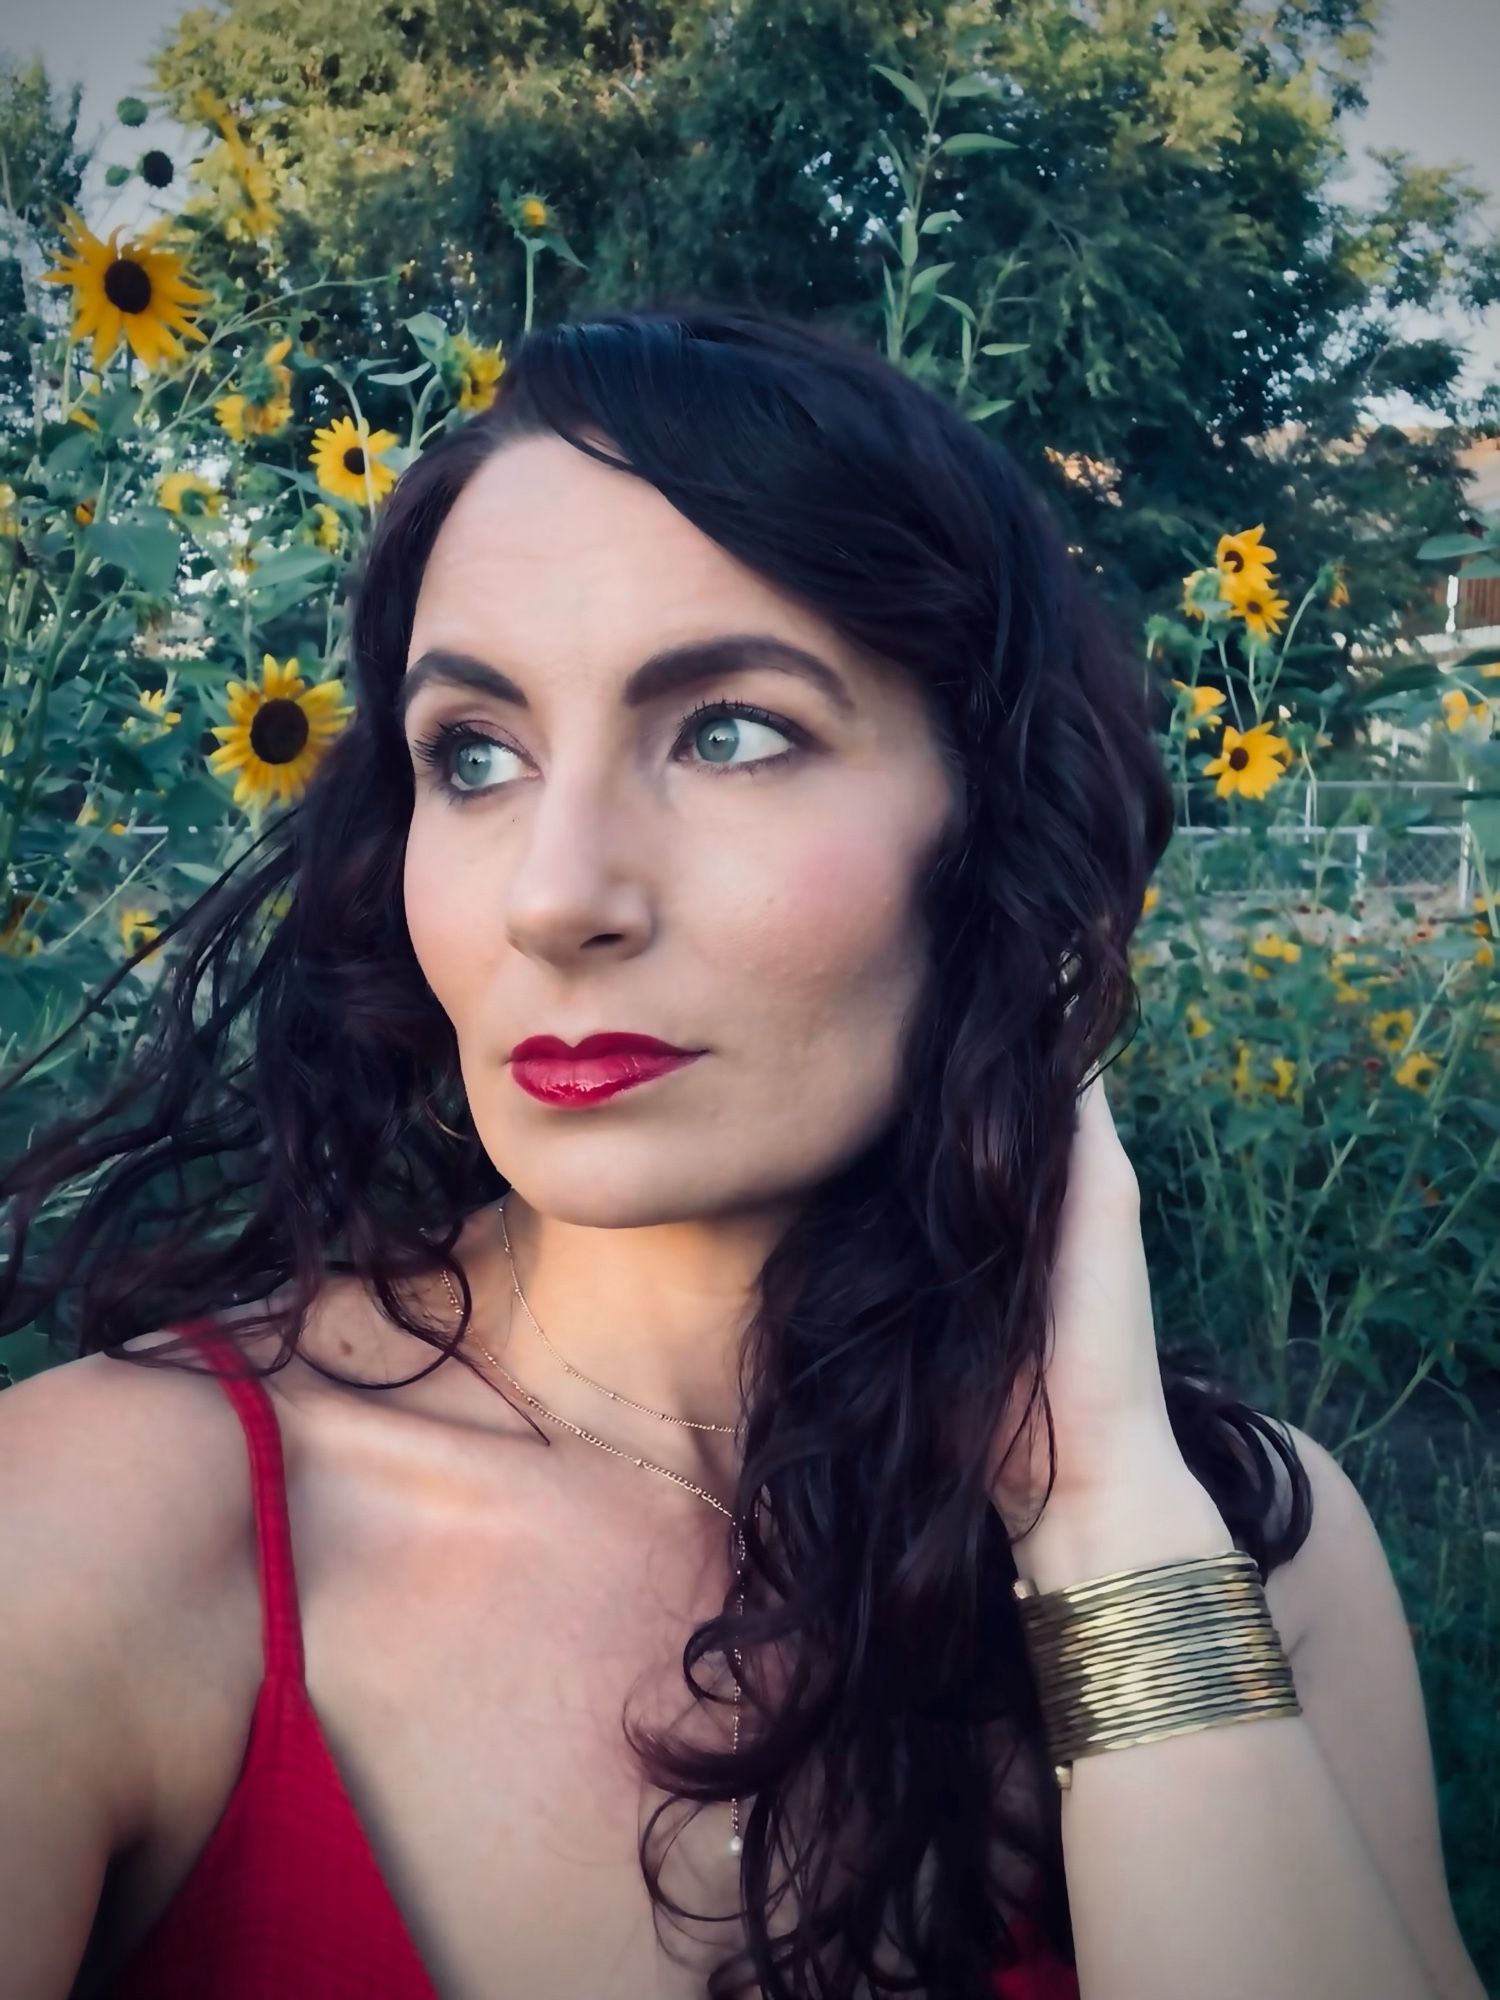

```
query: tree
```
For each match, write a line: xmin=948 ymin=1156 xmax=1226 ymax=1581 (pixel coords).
xmin=139 ymin=0 xmax=1500 ymax=644
xmin=0 ymin=57 xmax=86 ymax=436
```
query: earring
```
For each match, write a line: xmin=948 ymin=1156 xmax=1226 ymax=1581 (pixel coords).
xmin=421 ymin=1089 xmax=469 ymax=1140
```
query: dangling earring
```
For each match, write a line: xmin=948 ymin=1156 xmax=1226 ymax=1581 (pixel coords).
xmin=421 ymin=1087 xmax=469 ymax=1140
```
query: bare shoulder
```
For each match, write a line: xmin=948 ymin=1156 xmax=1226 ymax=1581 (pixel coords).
xmin=0 ymin=1322 xmax=270 ymax=1901
xmin=1244 ymin=1415 xmax=1387 ymax=1661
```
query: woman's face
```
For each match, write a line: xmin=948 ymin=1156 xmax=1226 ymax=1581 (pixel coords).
xmin=401 ymin=431 xmax=960 ymax=1229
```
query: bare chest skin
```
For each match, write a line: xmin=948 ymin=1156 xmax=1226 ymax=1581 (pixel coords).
xmin=92 ymin=1301 xmax=778 ymax=2000
xmin=87 ymin=1288 xmax=1050 ymax=1998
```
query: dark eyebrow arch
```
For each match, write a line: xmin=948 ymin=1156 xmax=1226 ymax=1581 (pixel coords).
xmin=398 ymin=632 xmax=857 ymax=725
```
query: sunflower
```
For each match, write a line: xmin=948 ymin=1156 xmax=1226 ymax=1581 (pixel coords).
xmin=0 ymin=482 xmax=18 ymax=536
xmin=1370 ymin=1008 xmax=1416 ymax=1057
xmin=1250 ymin=933 xmax=1302 ymax=980
xmin=194 ymin=94 xmax=279 ymax=240
xmin=1393 ymin=1050 xmax=1439 ymax=1094
xmin=452 ymin=332 xmax=506 ymax=413
xmin=1439 ymin=688 xmax=1493 ymax=735
xmin=1266 ymin=1056 xmax=1298 ymax=1100
xmin=120 ymin=907 xmax=161 ymax=954
xmin=1216 ymin=525 xmax=1277 ymax=595
xmin=1181 ymin=567 xmax=1230 ymax=622
xmin=309 ymin=502 xmax=343 ymax=551
xmin=41 ymin=206 xmax=211 ymax=373
xmin=1199 ymin=720 xmax=1293 ymax=801
xmin=1328 ymin=566 xmax=1350 ymax=610
xmin=1471 ymin=894 xmax=1496 ymax=969
xmin=213 ymin=335 xmax=293 ymax=442
xmin=1183 ymin=1000 xmax=1213 ymax=1039
xmin=517 ymin=195 xmax=551 ymax=232
xmin=157 ymin=469 xmax=222 ymax=517
xmin=207 ymin=654 xmax=352 ymax=810
xmin=123 ymin=686 xmax=183 ymax=740
xmin=1222 ymin=571 xmax=1291 ymax=641
xmin=1230 ymin=1042 xmax=1255 ymax=1100
xmin=1170 ymin=678 xmax=1226 ymax=738
xmin=0 ymin=893 xmax=45 ymax=957
xmin=310 ymin=414 xmax=399 ymax=506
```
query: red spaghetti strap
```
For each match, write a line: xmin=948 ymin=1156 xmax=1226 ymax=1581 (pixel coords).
xmin=172 ymin=1316 xmax=306 ymax=1688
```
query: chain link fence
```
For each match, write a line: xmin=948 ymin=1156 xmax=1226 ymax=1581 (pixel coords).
xmin=1169 ymin=781 xmax=1484 ymax=924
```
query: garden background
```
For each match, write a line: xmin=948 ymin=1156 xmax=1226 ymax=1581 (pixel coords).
xmin=1 ymin=0 xmax=1497 ymax=1983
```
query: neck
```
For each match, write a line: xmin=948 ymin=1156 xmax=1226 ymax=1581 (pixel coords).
xmin=456 ymin=1190 xmax=789 ymax=1506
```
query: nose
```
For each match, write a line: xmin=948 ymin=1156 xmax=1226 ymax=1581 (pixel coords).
xmin=500 ymin=756 xmax=655 ymax=963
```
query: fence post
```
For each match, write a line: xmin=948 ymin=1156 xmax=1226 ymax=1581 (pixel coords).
xmin=1456 ymin=773 xmax=1476 ymax=917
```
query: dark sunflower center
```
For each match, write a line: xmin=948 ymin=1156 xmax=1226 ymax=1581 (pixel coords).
xmin=1223 ymin=549 xmax=1246 ymax=571
xmin=249 ymin=697 xmax=310 ymax=765
xmin=343 ymin=447 xmax=366 ymax=474
xmin=1228 ymin=748 xmax=1249 ymax=770
xmin=103 ymin=258 xmax=152 ymax=315
xmin=141 ymin=150 xmax=175 ymax=188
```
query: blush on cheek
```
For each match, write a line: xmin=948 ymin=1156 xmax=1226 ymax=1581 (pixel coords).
xmin=731 ymin=833 xmax=922 ymax=995
xmin=402 ymin=825 xmax=473 ymax=1012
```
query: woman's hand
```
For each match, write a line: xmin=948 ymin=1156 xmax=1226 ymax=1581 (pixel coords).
xmin=987 ymin=1069 xmax=1194 ymax=1545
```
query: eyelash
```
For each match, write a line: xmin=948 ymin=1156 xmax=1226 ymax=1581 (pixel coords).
xmin=410 ymin=698 xmax=803 ymax=803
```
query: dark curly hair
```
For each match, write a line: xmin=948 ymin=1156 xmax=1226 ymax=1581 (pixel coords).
xmin=1 ymin=302 xmax=1311 ymax=1999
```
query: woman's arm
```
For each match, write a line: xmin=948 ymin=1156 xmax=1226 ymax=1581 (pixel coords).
xmin=1010 ymin=1444 xmax=1487 ymax=2000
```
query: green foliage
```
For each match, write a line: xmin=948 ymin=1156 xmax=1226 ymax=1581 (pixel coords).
xmin=1 ymin=17 xmax=1497 ymax=1964
xmin=0 ymin=58 xmax=86 ymax=429
xmin=146 ymin=0 xmax=1500 ymax=636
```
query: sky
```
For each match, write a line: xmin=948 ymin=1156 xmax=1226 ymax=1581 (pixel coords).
xmin=6 ymin=0 xmax=1500 ymax=415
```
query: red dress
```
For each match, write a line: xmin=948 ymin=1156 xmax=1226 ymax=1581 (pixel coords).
xmin=107 ymin=1318 xmax=1077 ymax=1998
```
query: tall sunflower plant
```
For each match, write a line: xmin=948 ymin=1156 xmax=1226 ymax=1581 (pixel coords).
xmin=1120 ymin=523 xmax=1499 ymax=1452
xmin=0 ymin=85 xmax=572 ymax=1167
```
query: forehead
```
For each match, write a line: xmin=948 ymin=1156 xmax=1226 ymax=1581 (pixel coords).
xmin=407 ymin=432 xmax=852 ymax=678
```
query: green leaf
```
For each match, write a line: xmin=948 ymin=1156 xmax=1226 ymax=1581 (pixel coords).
xmin=940 ymin=74 xmax=1001 ymax=101
xmin=909 ymin=262 xmax=956 ymax=296
xmin=1456 ymin=645 xmax=1500 ymax=670
xmin=246 ymin=544 xmax=335 ymax=618
xmin=84 ymin=518 xmax=181 ymax=596
xmin=919 ymin=210 xmax=962 ymax=235
xmin=935 ymin=292 xmax=976 ymax=326
xmin=870 ymin=64 xmax=930 ymax=124
xmin=1456 ymin=556 xmax=1500 ymax=580
xmin=400 ymin=312 xmax=449 ymax=364
xmin=367 ymin=362 xmax=431 ymax=387
xmin=937 ymin=132 xmax=1014 ymax=157
xmin=93 ymin=384 xmax=142 ymax=440
xmin=44 ymin=429 xmax=97 ymax=477
xmin=899 ymin=209 xmax=918 ymax=266
xmin=1462 ymin=796 xmax=1500 ymax=864
xmin=1415 ymin=532 xmax=1491 ymax=562
xmin=155 ymin=776 xmax=231 ymax=839
xmin=964 ymin=397 xmax=1014 ymax=422
xmin=244 ymin=546 xmax=334 ymax=590
xmin=979 ymin=340 xmax=1028 ymax=357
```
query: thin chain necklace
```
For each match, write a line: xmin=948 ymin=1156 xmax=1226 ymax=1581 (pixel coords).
xmin=438 ymin=1198 xmax=749 ymax=1857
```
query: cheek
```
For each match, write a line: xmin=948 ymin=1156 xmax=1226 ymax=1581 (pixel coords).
xmin=403 ymin=814 xmax=488 ymax=1021
xmin=711 ymin=821 xmax=926 ymax=1011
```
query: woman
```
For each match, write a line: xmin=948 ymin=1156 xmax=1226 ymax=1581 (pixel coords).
xmin=0 ymin=306 xmax=1480 ymax=2000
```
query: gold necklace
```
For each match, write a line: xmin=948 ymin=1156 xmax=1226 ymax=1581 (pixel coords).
xmin=498 ymin=1201 xmax=743 ymax=1438
xmin=438 ymin=1205 xmax=749 ymax=1857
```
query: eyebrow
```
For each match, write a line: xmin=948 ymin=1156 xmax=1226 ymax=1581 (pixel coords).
xmin=397 ymin=632 xmax=857 ymax=726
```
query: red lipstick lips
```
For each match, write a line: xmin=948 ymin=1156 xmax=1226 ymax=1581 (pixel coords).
xmin=509 ymin=1032 xmax=704 ymax=1107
